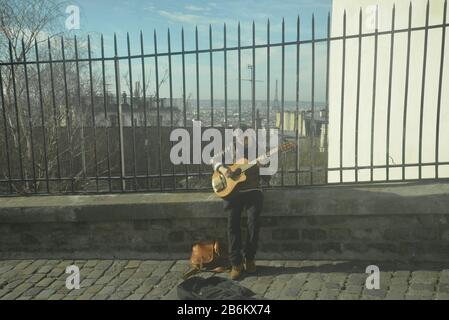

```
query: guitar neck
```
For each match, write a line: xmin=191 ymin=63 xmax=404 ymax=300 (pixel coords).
xmin=239 ymin=146 xmax=280 ymax=172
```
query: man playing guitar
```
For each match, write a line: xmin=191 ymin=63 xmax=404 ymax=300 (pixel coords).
xmin=212 ymin=126 xmax=268 ymax=280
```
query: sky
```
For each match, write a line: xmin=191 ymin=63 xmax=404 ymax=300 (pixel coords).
xmin=65 ymin=0 xmax=333 ymax=103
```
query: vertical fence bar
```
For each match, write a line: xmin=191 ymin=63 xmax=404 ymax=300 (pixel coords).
xmin=34 ymin=39 xmax=50 ymax=192
xmin=402 ymin=4 xmax=413 ymax=181
xmin=209 ymin=25 xmax=214 ymax=127
xmin=88 ymin=36 xmax=99 ymax=191
xmin=127 ymin=33 xmax=138 ymax=190
xmin=154 ymin=30 xmax=163 ymax=190
xmin=325 ymin=12 xmax=331 ymax=184
xmin=195 ymin=26 xmax=202 ymax=181
xmin=182 ymin=28 xmax=187 ymax=127
xmin=238 ymin=22 xmax=242 ymax=126
xmin=266 ymin=20 xmax=270 ymax=140
xmin=436 ymin=0 xmax=447 ymax=178
xmin=181 ymin=28 xmax=189 ymax=189
xmin=386 ymin=6 xmax=396 ymax=181
xmin=310 ymin=15 xmax=316 ymax=185
xmin=101 ymin=35 xmax=112 ymax=192
xmin=418 ymin=1 xmax=430 ymax=179
xmin=168 ymin=29 xmax=176 ymax=189
xmin=47 ymin=38 xmax=61 ymax=185
xmin=370 ymin=8 xmax=379 ymax=182
xmin=114 ymin=34 xmax=125 ymax=191
xmin=196 ymin=27 xmax=200 ymax=122
xmin=23 ymin=39 xmax=37 ymax=192
xmin=355 ymin=9 xmax=362 ymax=183
xmin=295 ymin=16 xmax=300 ymax=186
xmin=0 ymin=63 xmax=13 ymax=193
xmin=74 ymin=36 xmax=86 ymax=183
xmin=8 ymin=41 xmax=24 ymax=184
xmin=61 ymin=37 xmax=74 ymax=192
xmin=281 ymin=18 xmax=285 ymax=186
xmin=224 ymin=23 xmax=228 ymax=127
xmin=140 ymin=31 xmax=150 ymax=190
xmin=339 ymin=12 xmax=346 ymax=184
xmin=252 ymin=21 xmax=256 ymax=129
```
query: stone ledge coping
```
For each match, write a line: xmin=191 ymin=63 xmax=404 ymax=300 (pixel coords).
xmin=0 ymin=181 xmax=449 ymax=223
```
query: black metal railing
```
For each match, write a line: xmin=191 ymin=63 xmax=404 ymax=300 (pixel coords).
xmin=330 ymin=1 xmax=449 ymax=185
xmin=0 ymin=1 xmax=448 ymax=196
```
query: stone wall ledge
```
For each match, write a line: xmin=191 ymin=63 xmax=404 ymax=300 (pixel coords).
xmin=0 ymin=180 xmax=449 ymax=223
xmin=2 ymin=180 xmax=449 ymax=262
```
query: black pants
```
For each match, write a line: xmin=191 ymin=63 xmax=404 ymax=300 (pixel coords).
xmin=223 ymin=190 xmax=264 ymax=266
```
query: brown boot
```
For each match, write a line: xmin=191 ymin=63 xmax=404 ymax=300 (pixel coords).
xmin=244 ymin=259 xmax=257 ymax=274
xmin=230 ymin=264 xmax=244 ymax=280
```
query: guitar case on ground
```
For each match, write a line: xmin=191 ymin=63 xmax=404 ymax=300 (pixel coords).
xmin=177 ymin=276 xmax=265 ymax=300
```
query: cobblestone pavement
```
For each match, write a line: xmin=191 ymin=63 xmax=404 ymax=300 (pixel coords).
xmin=1 ymin=259 xmax=449 ymax=300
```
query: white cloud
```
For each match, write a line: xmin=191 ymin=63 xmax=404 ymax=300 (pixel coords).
xmin=144 ymin=2 xmax=156 ymax=11
xmin=185 ymin=5 xmax=210 ymax=12
xmin=158 ymin=10 xmax=219 ymax=25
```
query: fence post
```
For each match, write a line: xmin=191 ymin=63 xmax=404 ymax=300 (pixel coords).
xmin=114 ymin=56 xmax=126 ymax=191
xmin=74 ymin=36 xmax=87 ymax=179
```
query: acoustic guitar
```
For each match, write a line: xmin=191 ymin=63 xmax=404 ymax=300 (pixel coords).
xmin=211 ymin=141 xmax=296 ymax=199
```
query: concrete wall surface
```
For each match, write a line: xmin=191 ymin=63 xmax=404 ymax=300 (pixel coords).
xmin=1 ymin=181 xmax=449 ymax=262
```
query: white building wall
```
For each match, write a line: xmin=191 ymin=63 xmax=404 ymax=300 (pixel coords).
xmin=328 ymin=0 xmax=449 ymax=183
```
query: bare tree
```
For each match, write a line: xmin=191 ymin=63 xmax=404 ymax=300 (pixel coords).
xmin=0 ymin=0 xmax=65 ymax=60
xmin=123 ymin=68 xmax=170 ymax=100
xmin=0 ymin=0 xmax=115 ymax=194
